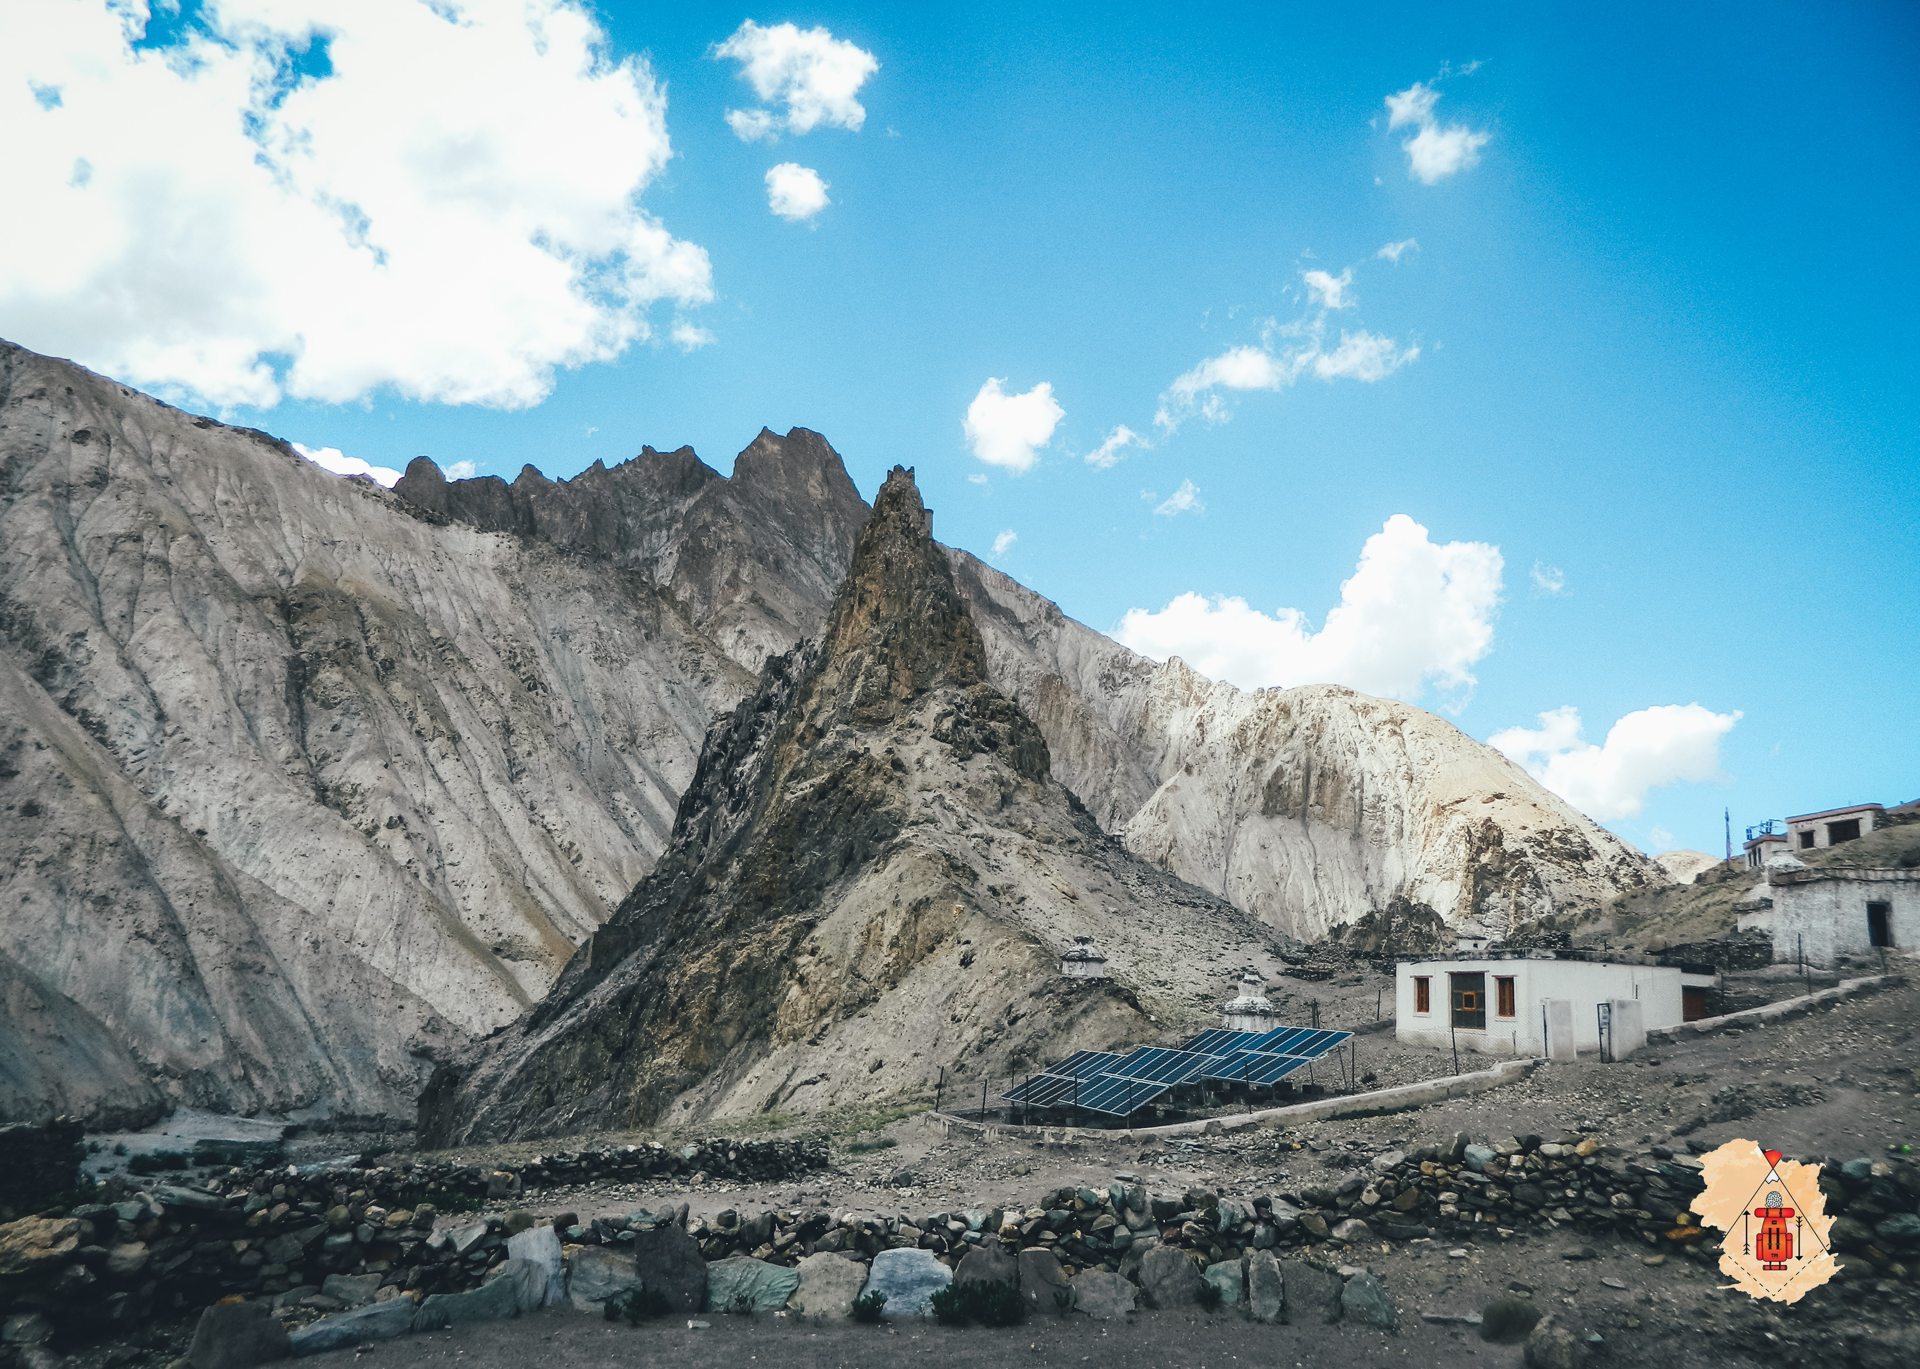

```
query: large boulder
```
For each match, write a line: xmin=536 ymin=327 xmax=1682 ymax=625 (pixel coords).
xmin=566 ymin=1246 xmax=641 ymax=1311
xmin=1018 ymin=1248 xmax=1071 ymax=1314
xmin=505 ymin=1225 xmax=566 ymax=1308
xmin=953 ymin=1242 xmax=1018 ymax=1290
xmin=862 ymin=1248 xmax=952 ymax=1319
xmin=1525 ymin=1314 xmax=1587 ymax=1369
xmin=1280 ymin=1260 xmax=1343 ymax=1324
xmin=413 ymin=1260 xmax=542 ymax=1330
xmin=1246 ymin=1251 xmax=1284 ymax=1324
xmin=186 ymin=1300 xmax=291 ymax=1369
xmin=631 ymin=1224 xmax=707 ymax=1314
xmin=706 ymin=1255 xmax=800 ymax=1314
xmin=1067 ymin=1270 xmax=1136 ymax=1320
xmin=1203 ymin=1260 xmax=1243 ymax=1309
xmin=287 ymin=1300 xmax=415 ymax=1356
xmin=0 ymin=1217 xmax=82 ymax=1277
xmin=788 ymin=1252 xmax=867 ymax=1319
xmin=1341 ymin=1271 xmax=1396 ymax=1330
xmin=1480 ymin=1295 xmax=1542 ymax=1344
xmin=318 ymin=1274 xmax=382 ymax=1308
xmin=1138 ymin=1245 xmax=1204 ymax=1309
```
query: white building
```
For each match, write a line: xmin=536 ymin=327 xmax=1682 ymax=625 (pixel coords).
xmin=1764 ymin=859 xmax=1920 ymax=966
xmin=1221 ymin=973 xmax=1278 ymax=1032
xmin=1395 ymin=954 xmax=1714 ymax=1059
xmin=1786 ymin=803 xmax=1883 ymax=852
xmin=1060 ymin=936 xmax=1109 ymax=979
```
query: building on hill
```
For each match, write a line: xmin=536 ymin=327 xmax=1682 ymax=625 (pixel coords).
xmin=1743 ymin=820 xmax=1789 ymax=869
xmin=1059 ymin=936 xmax=1109 ymax=979
xmin=1786 ymin=803 xmax=1885 ymax=852
xmin=1395 ymin=952 xmax=1715 ymax=1060
xmin=1761 ymin=856 xmax=1920 ymax=966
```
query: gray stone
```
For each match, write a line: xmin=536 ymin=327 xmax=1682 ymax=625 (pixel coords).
xmin=1330 ymin=1218 xmax=1373 ymax=1243
xmin=632 ymin=1223 xmax=707 ymax=1314
xmin=1246 ymin=1251 xmax=1285 ymax=1324
xmin=706 ymin=1255 xmax=799 ymax=1314
xmin=1341 ymin=1271 xmax=1396 ymax=1330
xmin=318 ymin=1273 xmax=382 ymax=1307
xmin=1464 ymin=1145 xmax=1497 ymax=1173
xmin=953 ymin=1241 xmax=1018 ymax=1290
xmin=1874 ymin=1213 xmax=1920 ymax=1246
xmin=1525 ymin=1314 xmax=1586 ymax=1369
xmin=449 ymin=1221 xmax=491 ymax=1255
xmin=1281 ymin=1260 xmax=1343 ymax=1324
xmin=567 ymin=1246 xmax=641 ymax=1310
xmin=1018 ymin=1248 xmax=1071 ymax=1313
xmin=413 ymin=1260 xmax=542 ymax=1330
xmin=789 ymin=1252 xmax=867 ymax=1319
xmin=1202 ymin=1260 xmax=1243 ymax=1308
xmin=1067 ymin=1270 xmax=1136 ymax=1320
xmin=1480 ymin=1295 xmax=1541 ymax=1344
xmin=1138 ymin=1245 xmax=1205 ymax=1308
xmin=186 ymin=1300 xmax=290 ymax=1369
xmin=287 ymin=1300 xmax=414 ymax=1356
xmin=862 ymin=1248 xmax=952 ymax=1319
xmin=2 ymin=1315 xmax=53 ymax=1347
xmin=506 ymin=1224 xmax=566 ymax=1308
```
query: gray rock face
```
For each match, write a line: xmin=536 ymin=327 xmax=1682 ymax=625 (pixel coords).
xmin=1341 ymin=1271 xmax=1397 ymax=1329
xmin=705 ymin=1255 xmax=799 ymax=1313
xmin=413 ymin=1259 xmax=542 ymax=1329
xmin=862 ymin=1248 xmax=952 ymax=1320
xmin=1280 ymin=1260 xmax=1344 ymax=1324
xmin=1138 ymin=1245 xmax=1204 ymax=1309
xmin=1203 ymin=1260 xmax=1244 ymax=1308
xmin=952 ymin=1242 xmax=1017 ymax=1290
xmin=185 ymin=1299 xmax=290 ymax=1368
xmin=1246 ymin=1251 xmax=1285 ymax=1323
xmin=504 ymin=1225 xmax=565 ymax=1308
xmin=1067 ymin=1270 xmax=1136 ymax=1319
xmin=787 ymin=1252 xmax=866 ymax=1319
xmin=1017 ymin=1249 xmax=1071 ymax=1313
xmin=630 ymin=1225 xmax=706 ymax=1314
xmin=286 ymin=1299 xmax=414 ymax=1355
xmin=566 ymin=1246 xmax=640 ymax=1310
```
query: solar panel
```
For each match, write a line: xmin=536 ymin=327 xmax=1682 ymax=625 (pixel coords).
xmin=1001 ymin=1052 xmax=1129 ymax=1107
xmin=1070 ymin=1073 xmax=1173 ymax=1117
xmin=1178 ymin=1027 xmax=1266 ymax=1057
xmin=1104 ymin=1046 xmax=1226 ymax=1086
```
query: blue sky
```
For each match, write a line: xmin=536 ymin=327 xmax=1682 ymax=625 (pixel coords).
xmin=4 ymin=2 xmax=1916 ymax=855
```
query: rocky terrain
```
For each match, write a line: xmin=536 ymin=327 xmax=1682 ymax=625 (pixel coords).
xmin=420 ymin=469 xmax=1284 ymax=1142
xmin=1 ymin=338 xmax=1656 ymax=1128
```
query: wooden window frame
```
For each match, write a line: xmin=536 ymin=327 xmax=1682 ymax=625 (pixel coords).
xmin=1414 ymin=976 xmax=1430 ymax=1014
xmin=1495 ymin=975 xmax=1517 ymax=1019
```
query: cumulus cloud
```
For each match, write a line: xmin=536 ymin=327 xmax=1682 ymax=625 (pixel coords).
xmin=1085 ymin=424 xmax=1145 ymax=469
xmin=1530 ymin=561 xmax=1567 ymax=596
xmin=670 ymin=320 xmax=716 ymax=351
xmin=1384 ymin=80 xmax=1490 ymax=184
xmin=1115 ymin=514 xmax=1502 ymax=700
xmin=714 ymin=20 xmax=877 ymax=140
xmin=1154 ymin=480 xmax=1204 ymax=517
xmin=295 ymin=443 xmax=401 ymax=487
xmin=1303 ymin=268 xmax=1354 ymax=310
xmin=991 ymin=530 xmax=1017 ymax=557
xmin=1490 ymin=704 xmax=1743 ymax=822
xmin=963 ymin=378 xmax=1064 ymax=473
xmin=1376 ymin=237 xmax=1420 ymax=263
xmin=444 ymin=460 xmax=478 ymax=480
xmin=0 ymin=1 xmax=714 ymax=411
xmin=765 ymin=163 xmax=830 ymax=221
xmin=1157 ymin=324 xmax=1417 ymax=431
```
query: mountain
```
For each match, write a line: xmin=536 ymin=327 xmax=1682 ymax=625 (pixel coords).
xmin=0 ymin=338 xmax=1654 ymax=1127
xmin=420 ymin=468 xmax=1281 ymax=1143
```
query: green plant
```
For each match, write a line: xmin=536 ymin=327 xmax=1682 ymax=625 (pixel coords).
xmin=1052 ymin=1288 xmax=1075 ymax=1314
xmin=851 ymin=1290 xmax=887 ymax=1323
xmin=846 ymin=1136 xmax=898 ymax=1154
xmin=604 ymin=1288 xmax=673 ymax=1324
xmin=1196 ymin=1279 xmax=1223 ymax=1312
xmin=929 ymin=1280 xmax=1027 ymax=1327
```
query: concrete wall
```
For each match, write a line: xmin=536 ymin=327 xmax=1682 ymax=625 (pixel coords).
xmin=1395 ymin=958 xmax=1685 ymax=1057
xmin=1768 ymin=868 xmax=1920 ymax=966
xmin=1786 ymin=808 xmax=1880 ymax=851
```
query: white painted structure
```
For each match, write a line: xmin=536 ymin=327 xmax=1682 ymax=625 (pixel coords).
xmin=1060 ymin=936 xmax=1109 ymax=979
xmin=1786 ymin=803 xmax=1883 ymax=852
xmin=1221 ymin=973 xmax=1278 ymax=1032
xmin=1395 ymin=955 xmax=1708 ymax=1058
xmin=1766 ymin=862 xmax=1920 ymax=967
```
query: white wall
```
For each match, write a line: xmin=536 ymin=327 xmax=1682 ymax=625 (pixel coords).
xmin=1769 ymin=870 xmax=1920 ymax=966
xmin=1395 ymin=958 xmax=1685 ymax=1057
xmin=1786 ymin=809 xmax=1880 ymax=851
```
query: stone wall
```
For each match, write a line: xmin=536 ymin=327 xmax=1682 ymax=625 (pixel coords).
xmin=0 ymin=1120 xmax=82 ymax=1221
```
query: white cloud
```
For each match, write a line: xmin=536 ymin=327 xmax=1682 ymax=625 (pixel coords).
xmin=1530 ymin=561 xmax=1567 ymax=596
xmin=670 ymin=320 xmax=716 ymax=351
xmin=1115 ymin=514 xmax=1502 ymax=700
xmin=963 ymin=378 xmax=1063 ymax=474
xmin=1376 ymin=238 xmax=1419 ymax=263
xmin=1085 ymin=424 xmax=1145 ymax=469
xmin=1157 ymin=324 xmax=1417 ymax=430
xmin=966 ymin=473 xmax=989 ymax=486
xmin=1154 ymin=480 xmax=1204 ymax=517
xmin=1490 ymin=704 xmax=1743 ymax=822
xmin=444 ymin=460 xmax=478 ymax=480
xmin=1313 ymin=330 xmax=1420 ymax=382
xmin=714 ymin=20 xmax=877 ymax=140
xmin=1302 ymin=268 xmax=1354 ymax=310
xmin=991 ymin=529 xmax=1017 ymax=557
xmin=295 ymin=443 xmax=401 ymax=488
xmin=765 ymin=163 xmax=830 ymax=221
xmin=0 ymin=1 xmax=714 ymax=411
xmin=1384 ymin=80 xmax=1490 ymax=184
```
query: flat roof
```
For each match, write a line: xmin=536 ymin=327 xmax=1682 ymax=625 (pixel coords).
xmin=1786 ymin=803 xmax=1885 ymax=824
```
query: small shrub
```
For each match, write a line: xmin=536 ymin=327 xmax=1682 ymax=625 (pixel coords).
xmin=928 ymin=1281 xmax=1026 ymax=1327
xmin=1196 ymin=1279 xmax=1223 ymax=1312
xmin=851 ymin=1290 xmax=887 ymax=1323
xmin=846 ymin=1137 xmax=898 ymax=1154
xmin=1052 ymin=1288 xmax=1075 ymax=1314
xmin=604 ymin=1288 xmax=673 ymax=1324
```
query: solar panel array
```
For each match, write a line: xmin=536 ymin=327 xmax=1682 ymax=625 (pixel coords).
xmin=1002 ymin=1023 xmax=1355 ymax=1119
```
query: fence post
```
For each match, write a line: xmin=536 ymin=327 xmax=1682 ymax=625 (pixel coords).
xmin=934 ymin=1067 xmax=945 ymax=1115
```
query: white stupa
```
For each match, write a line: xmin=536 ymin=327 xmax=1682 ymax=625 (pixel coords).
xmin=1060 ymin=935 xmax=1109 ymax=979
xmin=1222 ymin=972 xmax=1277 ymax=1032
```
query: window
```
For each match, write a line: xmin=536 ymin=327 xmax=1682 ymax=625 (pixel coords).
xmin=1799 ymin=830 xmax=1817 ymax=849
xmin=1828 ymin=818 xmax=1862 ymax=845
xmin=1868 ymin=901 xmax=1894 ymax=949
xmin=1495 ymin=976 xmax=1516 ymax=1018
xmin=1414 ymin=977 xmax=1430 ymax=1014
xmin=1450 ymin=971 xmax=1486 ymax=1030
